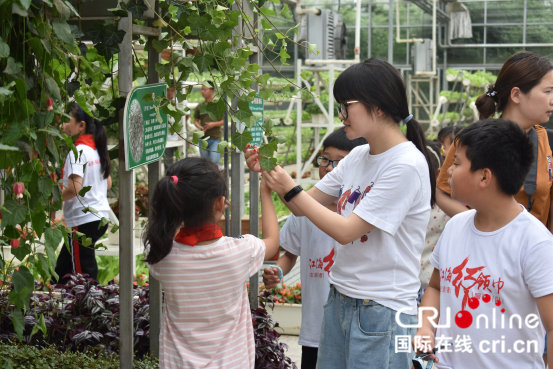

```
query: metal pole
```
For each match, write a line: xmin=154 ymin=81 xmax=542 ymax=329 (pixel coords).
xmin=368 ymin=0 xmax=372 ymax=59
xmin=147 ymin=0 xmax=162 ymax=358
xmin=248 ymin=6 xmax=260 ymax=307
xmin=224 ymin=106 xmax=230 ymax=236
xmin=388 ymin=0 xmax=394 ymax=64
xmin=296 ymin=59 xmax=302 ymax=185
xmin=117 ymin=11 xmax=134 ymax=369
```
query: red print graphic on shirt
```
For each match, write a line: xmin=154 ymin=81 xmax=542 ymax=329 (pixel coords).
xmin=337 ymin=189 xmax=352 ymax=215
xmin=323 ymin=249 xmax=335 ymax=276
xmin=442 ymin=257 xmax=506 ymax=329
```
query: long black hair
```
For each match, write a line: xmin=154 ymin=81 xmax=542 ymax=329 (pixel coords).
xmin=143 ymin=157 xmax=227 ymax=264
xmin=71 ymin=102 xmax=111 ymax=179
xmin=333 ymin=58 xmax=436 ymax=206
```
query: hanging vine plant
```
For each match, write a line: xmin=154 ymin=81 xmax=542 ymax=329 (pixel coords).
xmin=0 ymin=0 xmax=317 ymax=341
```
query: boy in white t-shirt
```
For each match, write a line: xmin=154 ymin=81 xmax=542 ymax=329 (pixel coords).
xmin=262 ymin=128 xmax=367 ymax=369
xmin=414 ymin=119 xmax=553 ymax=369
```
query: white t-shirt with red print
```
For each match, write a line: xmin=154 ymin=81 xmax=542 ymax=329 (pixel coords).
xmin=280 ymin=214 xmax=335 ymax=348
xmin=62 ymin=135 xmax=110 ymax=228
xmin=315 ymin=142 xmax=431 ymax=314
xmin=429 ymin=207 xmax=553 ymax=369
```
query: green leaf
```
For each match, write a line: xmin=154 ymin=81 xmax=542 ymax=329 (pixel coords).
xmin=308 ymin=43 xmax=318 ymax=55
xmin=53 ymin=0 xmax=70 ymax=20
xmin=155 ymin=62 xmax=171 ymax=78
xmin=259 ymin=89 xmax=274 ymax=101
xmin=260 ymin=18 xmax=273 ymax=31
xmin=258 ymin=73 xmax=270 ymax=85
xmin=141 ymin=93 xmax=154 ymax=104
xmin=275 ymin=134 xmax=287 ymax=144
xmin=259 ymin=140 xmax=277 ymax=157
xmin=0 ymin=151 xmax=23 ymax=170
xmin=103 ymin=29 xmax=126 ymax=46
xmin=95 ymin=43 xmax=120 ymax=63
xmin=280 ymin=4 xmax=293 ymax=20
xmin=217 ymin=141 xmax=228 ymax=155
xmin=279 ymin=47 xmax=291 ymax=64
xmin=87 ymin=23 xmax=106 ymax=44
xmin=204 ymin=99 xmax=226 ymax=121
xmin=11 ymin=310 xmax=25 ymax=340
xmin=3 ymin=57 xmax=22 ymax=75
xmin=260 ymin=156 xmax=277 ymax=171
xmin=31 ymin=206 xmax=47 ymax=239
xmin=36 ymin=253 xmax=51 ymax=283
xmin=192 ymin=131 xmax=203 ymax=145
xmin=41 ymin=39 xmax=51 ymax=54
xmin=152 ymin=17 xmax=168 ymax=27
xmin=152 ymin=39 xmax=169 ymax=53
xmin=52 ymin=21 xmax=74 ymax=45
xmin=47 ymin=136 xmax=60 ymax=162
xmin=44 ymin=227 xmax=62 ymax=265
xmin=188 ymin=12 xmax=208 ymax=30
xmin=261 ymin=7 xmax=277 ymax=16
xmin=73 ymin=90 xmax=93 ymax=115
xmin=11 ymin=241 xmax=31 ymax=262
xmin=2 ymin=199 xmax=26 ymax=226
xmin=45 ymin=77 xmax=61 ymax=101
xmin=0 ymin=144 xmax=18 ymax=151
xmin=0 ymin=39 xmax=9 ymax=58
xmin=202 ymin=25 xmax=221 ymax=42
xmin=12 ymin=266 xmax=34 ymax=308
xmin=69 ymin=24 xmax=85 ymax=39
xmin=275 ymin=32 xmax=285 ymax=39
xmin=232 ymin=131 xmax=253 ymax=151
xmin=108 ymin=8 xmax=128 ymax=17
xmin=78 ymin=185 xmax=92 ymax=197
xmin=126 ymin=0 xmax=148 ymax=19
xmin=193 ymin=54 xmax=213 ymax=72
xmin=38 ymin=176 xmax=54 ymax=202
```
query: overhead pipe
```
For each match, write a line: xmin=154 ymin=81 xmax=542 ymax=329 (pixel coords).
xmin=414 ymin=0 xmax=437 ymax=76
xmin=438 ymin=22 xmax=553 ymax=48
xmin=396 ymin=0 xmax=423 ymax=43
xmin=296 ymin=0 xmax=320 ymax=15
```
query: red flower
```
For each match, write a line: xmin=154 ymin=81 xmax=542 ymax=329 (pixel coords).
xmin=361 ymin=235 xmax=368 ymax=243
xmin=13 ymin=182 xmax=24 ymax=199
xmin=46 ymin=97 xmax=54 ymax=111
xmin=10 ymin=239 xmax=20 ymax=249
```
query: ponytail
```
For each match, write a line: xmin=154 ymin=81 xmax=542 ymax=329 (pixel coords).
xmin=92 ymin=118 xmax=110 ymax=179
xmin=143 ymin=157 xmax=227 ymax=265
xmin=476 ymin=52 xmax=553 ymax=120
xmin=405 ymin=119 xmax=437 ymax=206
xmin=71 ymin=102 xmax=111 ymax=179
xmin=333 ymin=58 xmax=436 ymax=207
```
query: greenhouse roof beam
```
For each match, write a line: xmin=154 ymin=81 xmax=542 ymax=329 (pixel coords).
xmin=408 ymin=0 xmax=450 ymax=23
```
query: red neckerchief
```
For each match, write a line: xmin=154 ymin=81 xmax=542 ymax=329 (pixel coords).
xmin=61 ymin=134 xmax=96 ymax=188
xmin=174 ymin=224 xmax=223 ymax=246
xmin=75 ymin=134 xmax=96 ymax=150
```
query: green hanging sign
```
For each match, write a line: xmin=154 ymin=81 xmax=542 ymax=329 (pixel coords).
xmin=123 ymin=83 xmax=168 ymax=170
xmin=249 ymin=95 xmax=264 ymax=146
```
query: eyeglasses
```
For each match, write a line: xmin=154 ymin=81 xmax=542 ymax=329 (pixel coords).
xmin=317 ymin=156 xmax=341 ymax=168
xmin=337 ymin=100 xmax=359 ymax=120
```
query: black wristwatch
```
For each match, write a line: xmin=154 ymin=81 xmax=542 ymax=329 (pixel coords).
xmin=284 ymin=185 xmax=303 ymax=202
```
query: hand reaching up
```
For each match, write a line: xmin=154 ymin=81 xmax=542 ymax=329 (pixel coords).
xmin=244 ymin=144 xmax=262 ymax=173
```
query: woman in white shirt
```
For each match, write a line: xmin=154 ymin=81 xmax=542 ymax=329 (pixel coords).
xmin=54 ymin=102 xmax=111 ymax=285
xmin=246 ymin=58 xmax=435 ymax=368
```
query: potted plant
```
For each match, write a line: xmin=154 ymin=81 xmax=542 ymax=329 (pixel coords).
xmin=250 ymin=282 xmax=302 ymax=336
xmin=305 ymin=103 xmax=326 ymax=125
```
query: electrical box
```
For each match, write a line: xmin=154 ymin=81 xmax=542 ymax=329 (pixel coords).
xmin=412 ymin=39 xmax=433 ymax=74
xmin=300 ymin=9 xmax=348 ymax=61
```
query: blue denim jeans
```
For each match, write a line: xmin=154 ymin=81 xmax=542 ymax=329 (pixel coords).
xmin=316 ymin=285 xmax=418 ymax=369
xmin=200 ymin=139 xmax=221 ymax=165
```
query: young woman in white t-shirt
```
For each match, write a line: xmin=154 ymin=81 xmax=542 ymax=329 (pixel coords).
xmin=54 ymin=102 xmax=112 ymax=284
xmin=245 ymin=58 xmax=436 ymax=368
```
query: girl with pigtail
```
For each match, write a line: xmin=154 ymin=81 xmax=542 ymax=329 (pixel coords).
xmin=143 ymin=157 xmax=280 ymax=369
xmin=245 ymin=58 xmax=436 ymax=368
xmin=54 ymin=102 xmax=112 ymax=285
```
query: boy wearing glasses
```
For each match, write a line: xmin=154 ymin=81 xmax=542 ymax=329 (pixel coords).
xmin=262 ymin=127 xmax=367 ymax=369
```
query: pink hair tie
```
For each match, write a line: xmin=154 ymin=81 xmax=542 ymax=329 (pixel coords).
xmin=171 ymin=176 xmax=178 ymax=185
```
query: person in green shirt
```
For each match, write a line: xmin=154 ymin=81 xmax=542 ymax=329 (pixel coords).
xmin=194 ymin=83 xmax=224 ymax=164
